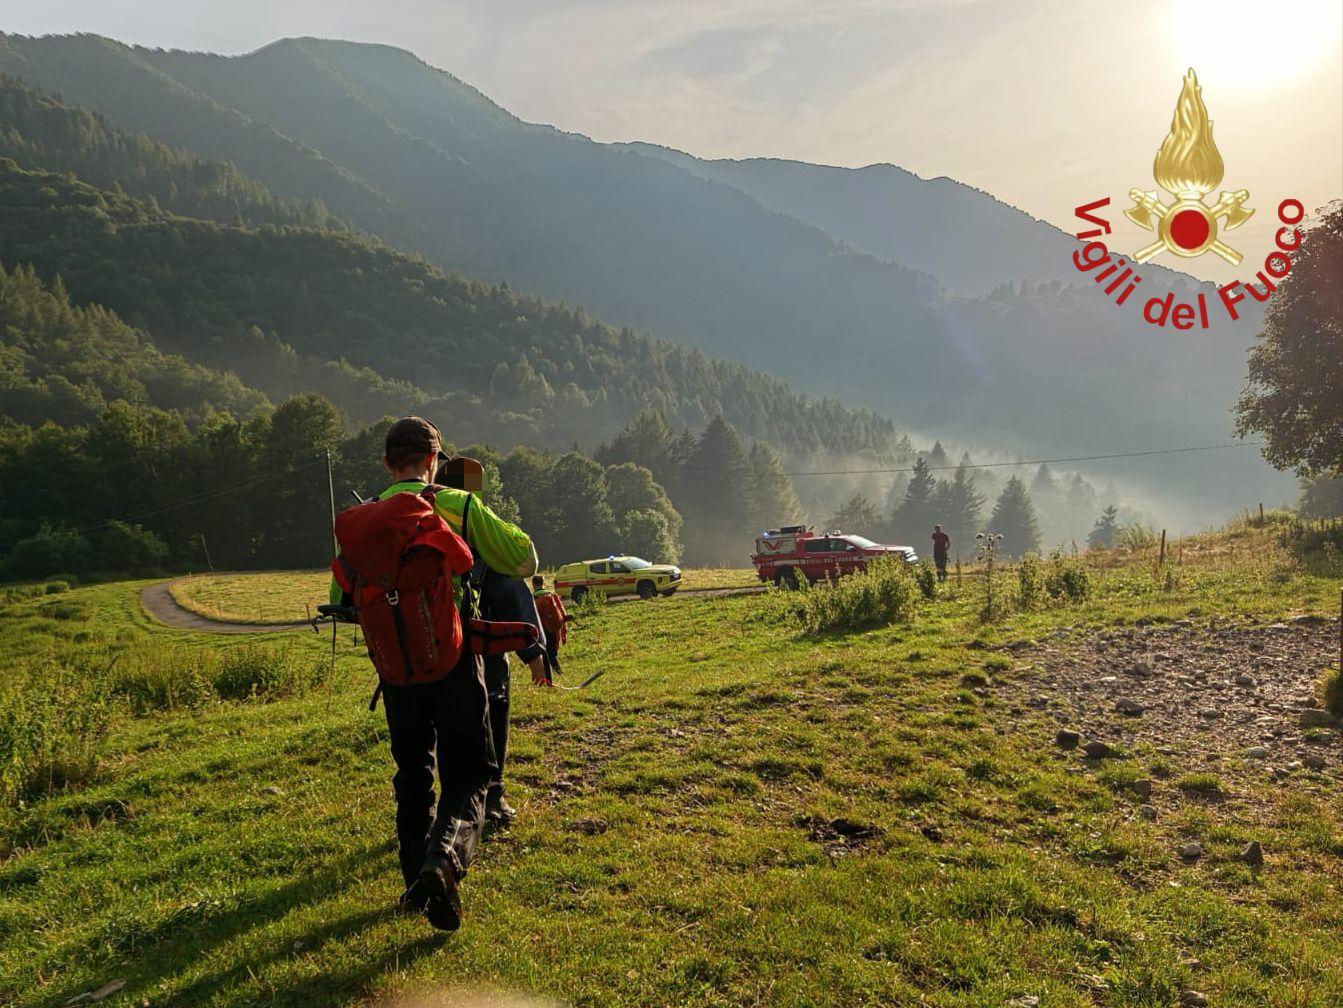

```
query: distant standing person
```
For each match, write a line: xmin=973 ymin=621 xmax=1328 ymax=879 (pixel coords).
xmin=931 ymin=524 xmax=951 ymax=582
xmin=533 ymin=575 xmax=569 ymax=676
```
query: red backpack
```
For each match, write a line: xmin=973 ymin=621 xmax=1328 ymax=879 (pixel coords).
xmin=332 ymin=488 xmax=536 ymax=688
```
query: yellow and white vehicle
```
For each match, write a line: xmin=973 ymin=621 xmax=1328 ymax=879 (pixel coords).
xmin=554 ymin=556 xmax=681 ymax=601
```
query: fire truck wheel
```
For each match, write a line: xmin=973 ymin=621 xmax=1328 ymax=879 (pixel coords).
xmin=571 ymin=585 xmax=588 ymax=603
xmin=773 ymin=567 xmax=799 ymax=590
xmin=636 ymin=580 xmax=657 ymax=600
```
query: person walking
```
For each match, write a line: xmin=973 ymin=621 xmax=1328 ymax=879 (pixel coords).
xmin=931 ymin=524 xmax=951 ymax=582
xmin=331 ymin=418 xmax=543 ymax=932
xmin=436 ymin=456 xmax=549 ymax=826
xmin=532 ymin=574 xmax=569 ymax=676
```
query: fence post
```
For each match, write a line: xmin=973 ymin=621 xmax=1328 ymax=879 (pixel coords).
xmin=1259 ymin=502 xmax=1264 ymax=526
xmin=1159 ymin=529 xmax=1167 ymax=567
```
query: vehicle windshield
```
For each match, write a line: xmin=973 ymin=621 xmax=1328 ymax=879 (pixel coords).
xmin=844 ymin=535 xmax=878 ymax=548
xmin=622 ymin=556 xmax=652 ymax=569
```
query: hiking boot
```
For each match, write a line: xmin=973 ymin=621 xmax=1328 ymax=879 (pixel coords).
xmin=418 ymin=854 xmax=462 ymax=932
xmin=485 ymin=795 xmax=517 ymax=825
xmin=397 ymin=878 xmax=431 ymax=914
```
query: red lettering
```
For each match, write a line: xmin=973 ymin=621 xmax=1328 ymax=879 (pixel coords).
xmin=1074 ymin=197 xmax=1112 ymax=239
xmin=1144 ymin=292 xmax=1174 ymax=326
xmin=1278 ymin=198 xmax=1304 ymax=225
xmin=1219 ymin=281 xmax=1246 ymax=321
xmin=1172 ymin=302 xmax=1195 ymax=330
xmin=1276 ymin=226 xmax=1301 ymax=251
xmin=1197 ymin=292 xmax=1209 ymax=329
xmin=1265 ymin=252 xmax=1291 ymax=278
xmin=1072 ymin=241 xmax=1112 ymax=272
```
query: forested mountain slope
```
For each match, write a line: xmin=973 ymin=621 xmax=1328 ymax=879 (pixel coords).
xmin=0 ymin=157 xmax=901 ymax=457
xmin=0 ymin=36 xmax=1280 ymax=498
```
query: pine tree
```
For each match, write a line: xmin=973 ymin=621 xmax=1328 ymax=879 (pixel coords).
xmin=926 ymin=440 xmax=950 ymax=470
xmin=680 ymin=416 xmax=754 ymax=564
xmin=596 ymin=410 xmax=678 ymax=488
xmin=891 ymin=456 xmax=937 ymax=543
xmin=937 ymin=460 xmax=986 ymax=554
xmin=1087 ymin=505 xmax=1120 ymax=549
xmin=747 ymin=441 xmax=803 ymax=529
xmin=828 ymin=494 xmax=881 ymax=534
xmin=988 ymin=476 xmax=1042 ymax=556
xmin=1031 ymin=463 xmax=1058 ymax=497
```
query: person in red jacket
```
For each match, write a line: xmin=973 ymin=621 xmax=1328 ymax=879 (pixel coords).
xmin=532 ymin=575 xmax=569 ymax=676
xmin=931 ymin=524 xmax=951 ymax=582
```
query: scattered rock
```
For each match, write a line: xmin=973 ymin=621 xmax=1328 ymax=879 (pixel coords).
xmin=1114 ymin=697 xmax=1145 ymax=716
xmin=919 ymin=823 xmax=943 ymax=843
xmin=65 ymin=980 xmax=126 ymax=1004
xmin=1130 ymin=779 xmax=1154 ymax=799
xmin=1138 ymin=804 xmax=1158 ymax=821
xmin=1244 ymin=747 xmax=1270 ymax=760
xmin=1180 ymin=842 xmax=1204 ymax=860
xmin=1289 ymin=614 xmax=1328 ymax=626
xmin=1179 ymin=992 xmax=1209 ymax=1008
xmin=1234 ymin=674 xmax=1255 ymax=687
xmin=1303 ymin=754 xmax=1327 ymax=771
xmin=1265 ymin=622 xmax=1291 ymax=632
xmin=1198 ymin=709 xmax=1222 ymax=719
xmin=1082 ymin=740 xmax=1118 ymax=759
xmin=261 ymin=785 xmax=283 ymax=796
xmin=1299 ymin=709 xmax=1337 ymax=728
xmin=1054 ymin=729 xmax=1081 ymax=750
xmin=1241 ymin=840 xmax=1264 ymax=868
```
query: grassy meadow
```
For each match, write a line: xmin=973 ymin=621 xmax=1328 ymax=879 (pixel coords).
xmin=1 ymin=522 xmax=1341 ymax=1007
xmin=168 ymin=568 xmax=764 ymax=625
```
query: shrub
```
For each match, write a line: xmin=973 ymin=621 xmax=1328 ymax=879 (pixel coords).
xmin=1045 ymin=554 xmax=1093 ymax=602
xmin=0 ymin=664 xmax=112 ymax=805
xmin=1118 ymin=524 xmax=1159 ymax=551
xmin=774 ymin=557 xmax=917 ymax=635
xmin=1017 ymin=553 xmax=1045 ymax=610
xmin=914 ymin=561 xmax=936 ymax=599
xmin=1320 ymin=667 xmax=1343 ymax=719
xmin=211 ymin=643 xmax=328 ymax=701
xmin=95 ymin=521 xmax=169 ymax=572
xmin=3 ymin=525 xmax=89 ymax=580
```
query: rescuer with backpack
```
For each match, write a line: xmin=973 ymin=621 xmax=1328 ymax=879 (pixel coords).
xmin=436 ymin=455 xmax=550 ymax=826
xmin=329 ymin=417 xmax=543 ymax=932
xmin=532 ymin=574 xmax=569 ymax=675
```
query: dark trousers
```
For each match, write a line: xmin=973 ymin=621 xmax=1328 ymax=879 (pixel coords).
xmin=382 ymin=655 xmax=495 ymax=887
xmin=544 ymin=638 xmax=562 ymax=676
xmin=934 ymin=553 xmax=949 ymax=582
xmin=483 ymin=654 xmax=509 ymax=804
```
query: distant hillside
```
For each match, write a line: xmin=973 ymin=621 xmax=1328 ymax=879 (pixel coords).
xmin=617 ymin=144 xmax=1085 ymax=296
xmin=0 ymin=33 xmax=1294 ymax=517
xmin=0 ymin=157 xmax=902 ymax=458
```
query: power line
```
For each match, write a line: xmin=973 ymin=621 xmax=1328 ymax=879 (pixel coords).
xmin=782 ymin=442 xmax=1258 ymax=477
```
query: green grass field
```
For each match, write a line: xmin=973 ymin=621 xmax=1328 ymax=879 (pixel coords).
xmin=168 ymin=568 xmax=762 ymax=625
xmin=2 ymin=525 xmax=1341 ymax=1007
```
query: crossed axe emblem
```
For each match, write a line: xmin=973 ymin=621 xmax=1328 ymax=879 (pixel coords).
xmin=1125 ymin=188 xmax=1254 ymax=265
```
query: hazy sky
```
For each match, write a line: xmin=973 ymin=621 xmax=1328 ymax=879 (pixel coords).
xmin=7 ymin=0 xmax=1341 ymax=283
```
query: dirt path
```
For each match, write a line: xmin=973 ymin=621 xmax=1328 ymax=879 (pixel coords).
xmin=139 ymin=582 xmax=307 ymax=634
xmin=139 ymin=580 xmax=765 ymax=635
xmin=999 ymin=615 xmax=1342 ymax=790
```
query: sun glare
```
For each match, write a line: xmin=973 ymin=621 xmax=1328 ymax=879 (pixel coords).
xmin=1167 ymin=0 xmax=1341 ymax=90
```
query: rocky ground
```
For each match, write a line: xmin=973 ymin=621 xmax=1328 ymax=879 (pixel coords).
xmin=997 ymin=614 xmax=1342 ymax=793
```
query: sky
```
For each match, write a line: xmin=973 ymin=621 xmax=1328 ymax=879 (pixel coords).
xmin=6 ymin=0 xmax=1341 ymax=284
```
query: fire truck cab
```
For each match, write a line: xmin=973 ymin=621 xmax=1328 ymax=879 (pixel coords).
xmin=751 ymin=525 xmax=918 ymax=588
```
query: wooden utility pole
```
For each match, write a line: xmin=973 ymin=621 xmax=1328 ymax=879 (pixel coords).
xmin=199 ymin=533 xmax=214 ymax=572
xmin=324 ymin=449 xmax=338 ymax=555
xmin=1258 ymin=502 xmax=1265 ymax=525
xmin=1158 ymin=529 xmax=1167 ymax=567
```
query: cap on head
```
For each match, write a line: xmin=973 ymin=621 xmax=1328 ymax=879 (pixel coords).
xmin=934 ymin=524 xmax=942 ymax=531
xmin=384 ymin=417 xmax=445 ymax=468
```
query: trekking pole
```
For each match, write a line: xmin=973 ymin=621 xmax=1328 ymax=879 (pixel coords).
xmin=325 ymin=449 xmax=338 ymax=556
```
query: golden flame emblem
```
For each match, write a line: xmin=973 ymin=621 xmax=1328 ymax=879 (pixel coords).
xmin=1126 ymin=69 xmax=1253 ymax=264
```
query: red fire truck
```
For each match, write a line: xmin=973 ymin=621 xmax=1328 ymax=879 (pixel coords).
xmin=751 ymin=525 xmax=919 ymax=588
